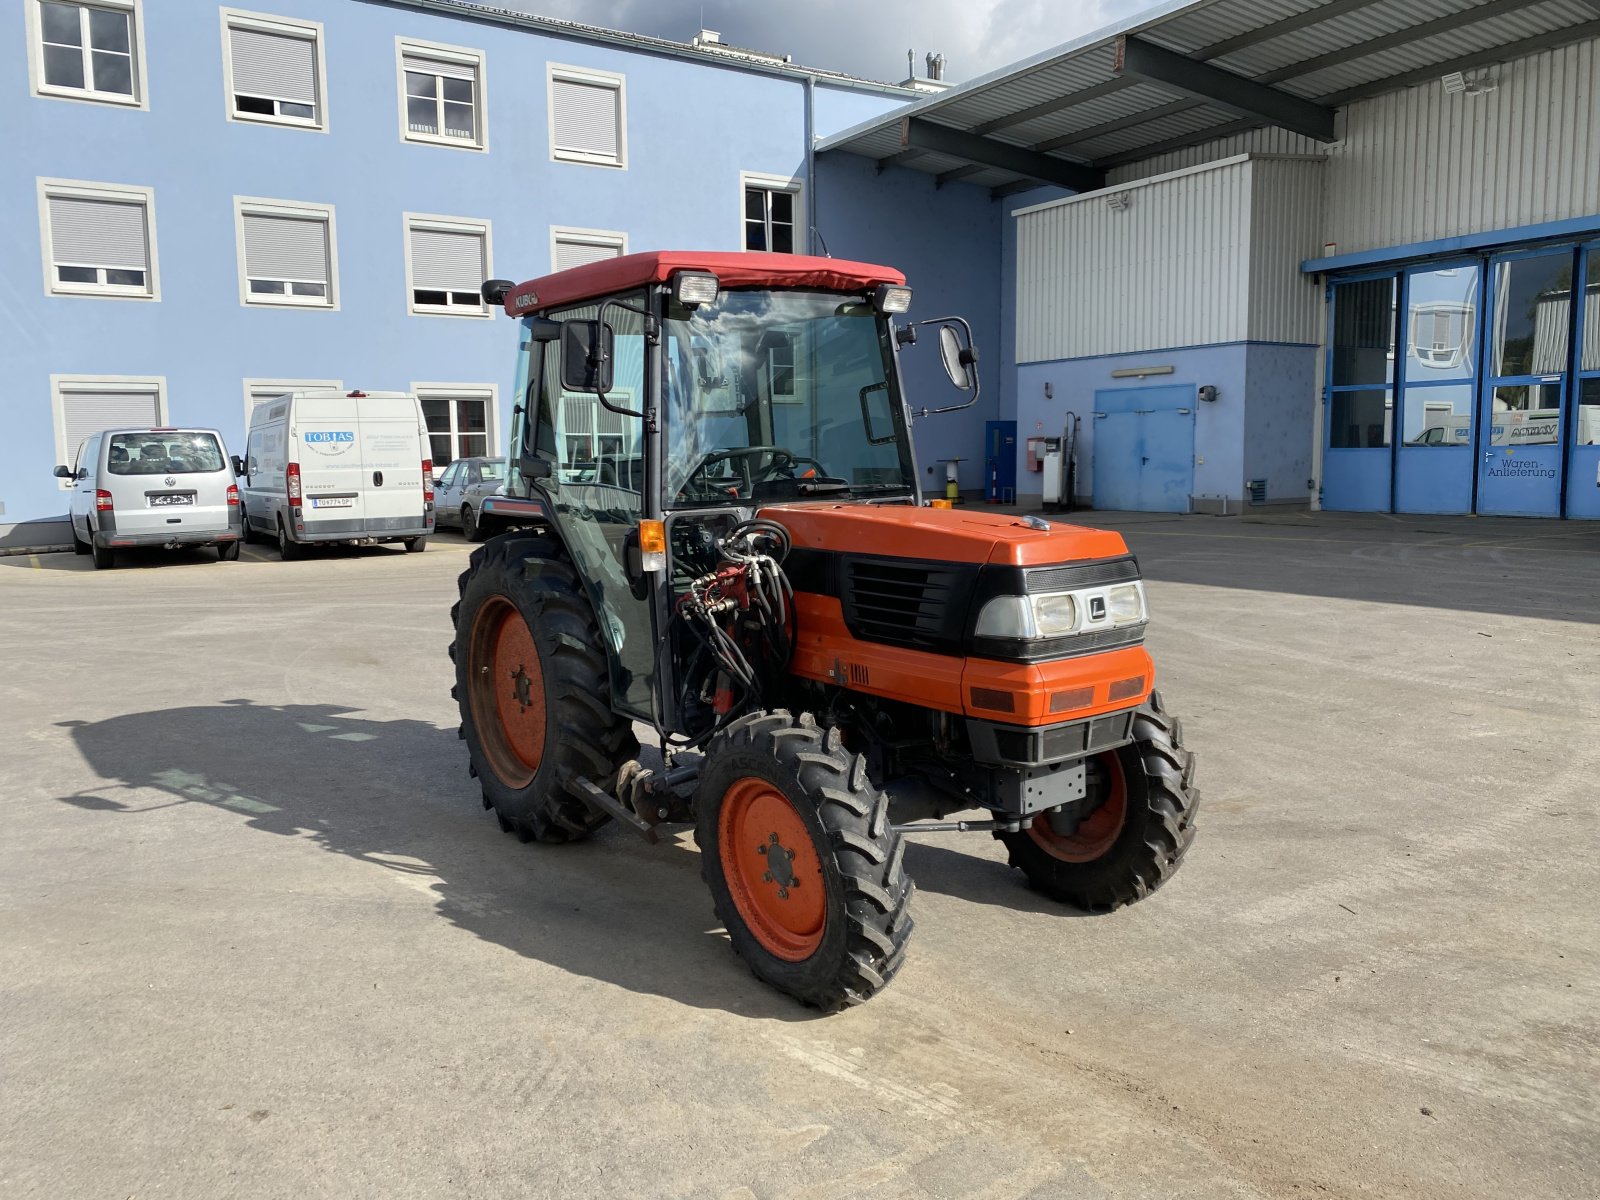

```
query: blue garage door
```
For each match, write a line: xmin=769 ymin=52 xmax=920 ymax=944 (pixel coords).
xmin=1092 ymin=385 xmax=1195 ymax=513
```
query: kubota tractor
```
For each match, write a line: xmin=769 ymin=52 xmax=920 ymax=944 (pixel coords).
xmin=453 ymin=252 xmax=1198 ymax=1010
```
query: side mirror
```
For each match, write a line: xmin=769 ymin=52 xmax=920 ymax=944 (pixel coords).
xmin=938 ymin=324 xmax=978 ymax=391
xmin=53 ymin=464 xmax=72 ymax=479
xmin=561 ymin=320 xmax=614 ymax=394
xmin=481 ymin=279 xmax=515 ymax=306
xmin=230 ymin=455 xmax=246 ymax=476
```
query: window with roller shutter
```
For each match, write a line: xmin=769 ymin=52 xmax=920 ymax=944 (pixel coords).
xmin=405 ymin=215 xmax=490 ymax=316
xmin=50 ymin=376 xmax=166 ymax=481
xmin=548 ymin=65 xmax=625 ymax=167
xmin=550 ymin=227 xmax=626 ymax=273
xmin=397 ymin=38 xmax=485 ymax=150
xmin=221 ymin=9 xmax=324 ymax=128
xmin=234 ymin=198 xmax=336 ymax=308
xmin=38 ymin=179 xmax=157 ymax=299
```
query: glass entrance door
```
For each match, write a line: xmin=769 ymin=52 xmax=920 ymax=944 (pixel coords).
xmin=1566 ymin=243 xmax=1600 ymax=519
xmin=1477 ymin=248 xmax=1572 ymax=516
xmin=1322 ymin=274 xmax=1396 ymax=511
xmin=1394 ymin=262 xmax=1478 ymax=513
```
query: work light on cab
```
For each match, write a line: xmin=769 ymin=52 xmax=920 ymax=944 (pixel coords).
xmin=671 ymin=271 xmax=720 ymax=307
xmin=874 ymin=283 xmax=912 ymax=314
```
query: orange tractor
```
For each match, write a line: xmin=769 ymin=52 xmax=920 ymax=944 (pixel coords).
xmin=454 ymin=252 xmax=1198 ymax=1010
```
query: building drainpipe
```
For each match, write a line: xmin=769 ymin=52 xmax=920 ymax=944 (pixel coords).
xmin=804 ymin=73 xmax=816 ymax=254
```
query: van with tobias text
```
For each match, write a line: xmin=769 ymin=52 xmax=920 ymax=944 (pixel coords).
xmin=237 ymin=390 xmax=434 ymax=560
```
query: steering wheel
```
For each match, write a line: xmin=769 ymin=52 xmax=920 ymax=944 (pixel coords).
xmin=696 ymin=445 xmax=830 ymax=490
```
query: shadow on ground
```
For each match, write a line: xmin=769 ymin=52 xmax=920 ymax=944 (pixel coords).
xmin=54 ymin=700 xmax=835 ymax=1020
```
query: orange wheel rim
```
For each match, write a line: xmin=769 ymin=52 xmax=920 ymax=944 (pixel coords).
xmin=1030 ymin=751 xmax=1128 ymax=863
xmin=718 ymin=777 xmax=826 ymax=961
xmin=467 ymin=595 xmax=545 ymax=789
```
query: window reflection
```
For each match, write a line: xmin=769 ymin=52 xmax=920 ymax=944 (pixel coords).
xmin=1577 ymin=378 xmax=1600 ymax=445
xmin=1402 ymin=384 xmax=1473 ymax=445
xmin=1405 ymin=265 xmax=1477 ymax=378
xmin=1583 ymin=250 xmax=1600 ymax=373
xmin=1488 ymin=383 xmax=1562 ymax=445
xmin=1492 ymin=253 xmax=1571 ymax=377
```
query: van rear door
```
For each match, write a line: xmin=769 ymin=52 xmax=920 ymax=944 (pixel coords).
xmin=354 ymin=394 xmax=426 ymax=534
xmin=105 ymin=431 xmax=232 ymax=538
xmin=294 ymin=395 xmax=367 ymax=534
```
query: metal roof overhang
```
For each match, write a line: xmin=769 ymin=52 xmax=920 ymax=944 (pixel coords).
xmin=816 ymin=0 xmax=1600 ymax=197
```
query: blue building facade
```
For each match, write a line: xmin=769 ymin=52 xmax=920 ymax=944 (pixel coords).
xmin=6 ymin=0 xmax=1021 ymax=530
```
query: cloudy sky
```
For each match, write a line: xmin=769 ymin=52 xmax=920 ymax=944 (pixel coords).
xmin=485 ymin=0 xmax=1155 ymax=84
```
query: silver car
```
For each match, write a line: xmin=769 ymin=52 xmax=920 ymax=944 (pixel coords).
xmin=55 ymin=427 xmax=243 ymax=569
xmin=433 ymin=457 xmax=505 ymax=541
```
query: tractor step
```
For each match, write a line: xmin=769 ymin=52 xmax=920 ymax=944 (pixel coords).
xmin=567 ymin=776 xmax=659 ymax=844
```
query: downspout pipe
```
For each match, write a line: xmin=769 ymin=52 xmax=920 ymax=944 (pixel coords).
xmin=804 ymin=73 xmax=817 ymax=254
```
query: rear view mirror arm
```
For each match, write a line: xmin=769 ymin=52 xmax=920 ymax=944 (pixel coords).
xmin=592 ymin=298 xmax=652 ymax=419
xmin=912 ymin=314 xmax=981 ymax=417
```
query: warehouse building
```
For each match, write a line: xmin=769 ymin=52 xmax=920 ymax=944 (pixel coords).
xmin=824 ymin=0 xmax=1600 ymax=519
xmin=6 ymin=0 xmax=1600 ymax=533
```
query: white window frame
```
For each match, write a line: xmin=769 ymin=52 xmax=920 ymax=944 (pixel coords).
xmin=740 ymin=171 xmax=803 ymax=254
xmin=412 ymin=383 xmax=499 ymax=465
xmin=26 ymin=0 xmax=148 ymax=110
xmin=50 ymin=373 xmax=168 ymax=484
xmin=547 ymin=63 xmax=626 ymax=168
xmin=549 ymin=225 xmax=627 ymax=273
xmin=395 ymin=36 xmax=487 ymax=151
xmin=36 ymin=177 xmax=159 ymax=301
xmin=242 ymin=377 xmax=342 ymax=424
xmin=404 ymin=213 xmax=492 ymax=319
xmin=219 ymin=8 xmax=327 ymax=132
xmin=233 ymin=196 xmax=339 ymax=310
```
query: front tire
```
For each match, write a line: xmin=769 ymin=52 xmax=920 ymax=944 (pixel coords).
xmin=71 ymin=524 xmax=89 ymax=555
xmin=696 ymin=711 xmax=914 ymax=1011
xmin=995 ymin=691 xmax=1198 ymax=912
xmin=462 ymin=506 xmax=485 ymax=542
xmin=450 ymin=532 xmax=637 ymax=842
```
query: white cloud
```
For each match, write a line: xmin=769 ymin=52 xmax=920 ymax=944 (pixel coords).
xmin=483 ymin=0 xmax=1154 ymax=83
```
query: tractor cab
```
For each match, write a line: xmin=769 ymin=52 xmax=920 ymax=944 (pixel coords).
xmin=455 ymin=251 xmax=1198 ymax=1012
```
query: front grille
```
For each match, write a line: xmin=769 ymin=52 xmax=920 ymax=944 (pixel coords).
xmin=842 ymin=559 xmax=970 ymax=653
xmin=1025 ymin=556 xmax=1140 ymax=593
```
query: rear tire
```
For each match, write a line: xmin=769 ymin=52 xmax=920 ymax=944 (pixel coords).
xmin=405 ymin=537 xmax=427 ymax=553
xmin=218 ymin=539 xmax=241 ymax=562
xmin=696 ymin=711 xmax=914 ymax=1011
xmin=277 ymin=518 xmax=304 ymax=562
xmin=995 ymin=691 xmax=1198 ymax=912
xmin=451 ymin=532 xmax=637 ymax=843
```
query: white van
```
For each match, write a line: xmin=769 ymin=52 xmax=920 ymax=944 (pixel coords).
xmin=238 ymin=390 xmax=434 ymax=560
xmin=54 ymin=427 xmax=243 ymax=570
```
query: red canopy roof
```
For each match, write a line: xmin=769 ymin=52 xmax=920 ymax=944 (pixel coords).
xmin=502 ymin=250 xmax=906 ymax=316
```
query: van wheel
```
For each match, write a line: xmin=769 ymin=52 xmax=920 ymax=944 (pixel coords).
xmin=218 ymin=539 xmax=241 ymax=562
xmin=462 ymin=506 xmax=484 ymax=542
xmin=277 ymin=519 xmax=304 ymax=562
xmin=240 ymin=509 xmax=256 ymax=545
xmin=405 ymin=537 xmax=427 ymax=553
xmin=71 ymin=525 xmax=89 ymax=555
xmin=91 ymin=539 xmax=115 ymax=570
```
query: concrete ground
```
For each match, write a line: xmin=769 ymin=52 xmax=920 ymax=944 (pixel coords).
xmin=2 ymin=513 xmax=1597 ymax=1199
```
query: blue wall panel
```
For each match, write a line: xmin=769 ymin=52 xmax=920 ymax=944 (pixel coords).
xmin=815 ymin=153 xmax=1002 ymax=493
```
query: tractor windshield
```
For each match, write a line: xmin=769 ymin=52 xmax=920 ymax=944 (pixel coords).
xmin=662 ymin=289 xmax=916 ymax=506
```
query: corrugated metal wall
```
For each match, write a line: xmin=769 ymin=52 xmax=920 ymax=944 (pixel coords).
xmin=1326 ymin=39 xmax=1599 ymax=253
xmin=1015 ymin=158 xmax=1254 ymax=363
xmin=1248 ymin=158 xmax=1326 ymax=345
xmin=1108 ymin=128 xmax=1324 ymax=185
xmin=1109 ymin=39 xmax=1600 ymax=254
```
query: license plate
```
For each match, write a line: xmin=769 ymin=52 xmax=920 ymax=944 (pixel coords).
xmin=311 ymin=496 xmax=354 ymax=509
xmin=148 ymin=494 xmax=194 ymax=507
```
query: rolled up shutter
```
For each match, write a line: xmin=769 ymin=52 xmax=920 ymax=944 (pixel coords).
xmin=48 ymin=195 xmax=148 ymax=270
xmin=61 ymin=389 xmax=161 ymax=460
xmin=553 ymin=237 xmax=621 ymax=272
xmin=229 ymin=25 xmax=316 ymax=105
xmin=551 ymin=77 xmax=619 ymax=159
xmin=402 ymin=53 xmax=475 ymax=82
xmin=410 ymin=226 xmax=484 ymax=293
xmin=243 ymin=213 xmax=328 ymax=283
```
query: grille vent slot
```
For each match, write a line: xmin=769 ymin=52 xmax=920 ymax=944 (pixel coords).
xmin=843 ymin=560 xmax=964 ymax=652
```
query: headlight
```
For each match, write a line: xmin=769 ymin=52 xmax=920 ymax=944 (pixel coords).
xmin=973 ymin=580 xmax=1146 ymax=643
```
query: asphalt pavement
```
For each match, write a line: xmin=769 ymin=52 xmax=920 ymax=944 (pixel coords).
xmin=2 ymin=513 xmax=1596 ymax=1199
